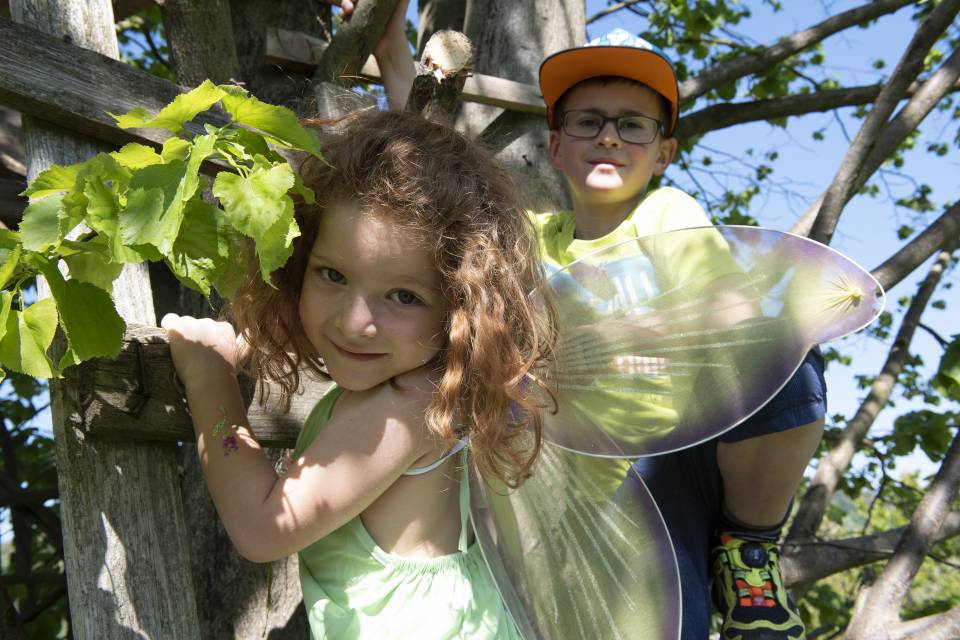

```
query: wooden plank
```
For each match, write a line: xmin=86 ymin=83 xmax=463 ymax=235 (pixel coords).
xmin=266 ymin=26 xmax=546 ymax=115
xmin=0 ymin=17 xmax=227 ymax=151
xmin=77 ymin=325 xmax=327 ymax=448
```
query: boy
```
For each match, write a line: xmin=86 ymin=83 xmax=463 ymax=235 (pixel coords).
xmin=361 ymin=4 xmax=823 ymax=636
xmin=535 ymin=30 xmax=824 ymax=640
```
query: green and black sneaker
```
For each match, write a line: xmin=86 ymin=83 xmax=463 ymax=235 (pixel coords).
xmin=711 ymin=533 xmax=805 ymax=640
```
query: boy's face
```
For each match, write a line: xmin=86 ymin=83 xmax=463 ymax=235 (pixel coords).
xmin=548 ymin=82 xmax=677 ymax=208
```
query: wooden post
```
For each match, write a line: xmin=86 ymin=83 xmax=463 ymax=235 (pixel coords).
xmin=8 ymin=1 xmax=201 ymax=637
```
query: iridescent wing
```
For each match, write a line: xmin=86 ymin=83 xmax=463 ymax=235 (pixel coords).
xmin=533 ymin=225 xmax=884 ymax=457
xmin=472 ymin=226 xmax=884 ymax=639
xmin=471 ymin=442 xmax=680 ymax=640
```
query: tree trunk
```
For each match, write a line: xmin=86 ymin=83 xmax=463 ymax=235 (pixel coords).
xmin=229 ymin=0 xmax=332 ymax=113
xmin=8 ymin=2 xmax=202 ymax=636
xmin=461 ymin=0 xmax=583 ymax=211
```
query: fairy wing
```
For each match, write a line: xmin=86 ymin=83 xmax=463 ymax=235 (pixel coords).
xmin=533 ymin=225 xmax=884 ymax=457
xmin=471 ymin=226 xmax=884 ymax=639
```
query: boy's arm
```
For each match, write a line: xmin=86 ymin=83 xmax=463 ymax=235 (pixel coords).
xmin=324 ymin=0 xmax=415 ymax=110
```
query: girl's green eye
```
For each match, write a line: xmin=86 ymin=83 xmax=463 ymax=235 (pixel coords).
xmin=392 ymin=290 xmax=420 ymax=305
xmin=321 ymin=268 xmax=346 ymax=284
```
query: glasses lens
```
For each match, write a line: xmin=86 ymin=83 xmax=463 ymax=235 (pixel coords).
xmin=563 ymin=111 xmax=603 ymax=138
xmin=618 ymin=116 xmax=659 ymax=144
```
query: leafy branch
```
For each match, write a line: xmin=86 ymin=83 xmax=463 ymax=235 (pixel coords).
xmin=0 ymin=81 xmax=322 ymax=384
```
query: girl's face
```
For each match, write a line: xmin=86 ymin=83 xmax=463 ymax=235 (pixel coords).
xmin=299 ymin=203 xmax=448 ymax=391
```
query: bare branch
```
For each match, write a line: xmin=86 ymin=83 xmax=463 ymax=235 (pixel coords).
xmin=808 ymin=0 xmax=960 ymax=245
xmin=677 ymin=84 xmax=882 ymax=139
xmin=871 ymin=202 xmax=960 ymax=291
xmin=676 ymin=77 xmax=960 ymax=139
xmin=782 ymin=513 xmax=960 ymax=589
xmin=312 ymin=0 xmax=401 ymax=86
xmin=678 ymin=0 xmax=917 ymax=103
xmin=850 ymin=45 xmax=960 ymax=198
xmin=886 ymin=605 xmax=960 ymax=640
xmin=845 ymin=427 xmax=960 ymax=636
xmin=786 ymin=248 xmax=954 ymax=544
xmin=586 ymin=0 xmax=648 ymax=25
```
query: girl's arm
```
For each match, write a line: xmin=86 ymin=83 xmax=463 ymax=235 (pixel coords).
xmin=323 ymin=0 xmax=415 ymax=110
xmin=162 ymin=314 xmax=436 ymax=563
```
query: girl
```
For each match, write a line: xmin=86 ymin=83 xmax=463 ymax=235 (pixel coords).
xmin=162 ymin=110 xmax=554 ymax=638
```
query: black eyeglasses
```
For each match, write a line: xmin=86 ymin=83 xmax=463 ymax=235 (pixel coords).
xmin=559 ymin=110 xmax=663 ymax=144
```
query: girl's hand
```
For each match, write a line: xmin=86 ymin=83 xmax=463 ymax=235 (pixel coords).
xmin=161 ymin=314 xmax=245 ymax=391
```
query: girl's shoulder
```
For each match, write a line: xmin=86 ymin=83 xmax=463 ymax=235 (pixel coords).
xmin=331 ymin=368 xmax=440 ymax=437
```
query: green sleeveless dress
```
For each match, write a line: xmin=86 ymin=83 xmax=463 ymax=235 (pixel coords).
xmin=293 ymin=385 xmax=521 ymax=639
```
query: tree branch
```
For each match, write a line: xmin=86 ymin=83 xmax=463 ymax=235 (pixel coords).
xmin=678 ymin=0 xmax=917 ymax=103
xmin=312 ymin=0 xmax=401 ymax=86
xmin=586 ymin=0 xmax=648 ymax=25
xmin=886 ymin=604 xmax=960 ymax=640
xmin=676 ymin=77 xmax=960 ymax=139
xmin=786 ymin=248 xmax=953 ymax=545
xmin=808 ymin=0 xmax=960 ymax=245
xmin=850 ymin=45 xmax=960 ymax=198
xmin=845 ymin=426 xmax=960 ymax=637
xmin=871 ymin=202 xmax=960 ymax=291
xmin=782 ymin=513 xmax=960 ymax=589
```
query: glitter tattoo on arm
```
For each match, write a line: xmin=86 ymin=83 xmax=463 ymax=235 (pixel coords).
xmin=212 ymin=404 xmax=239 ymax=457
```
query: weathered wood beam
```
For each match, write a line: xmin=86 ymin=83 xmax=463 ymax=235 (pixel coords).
xmin=75 ymin=325 xmax=326 ymax=448
xmin=0 ymin=17 xmax=226 ymax=151
xmin=0 ymin=0 xmax=153 ymax=20
xmin=266 ymin=26 xmax=545 ymax=115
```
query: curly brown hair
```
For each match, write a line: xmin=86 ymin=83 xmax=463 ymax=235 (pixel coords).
xmin=228 ymin=109 xmax=556 ymax=488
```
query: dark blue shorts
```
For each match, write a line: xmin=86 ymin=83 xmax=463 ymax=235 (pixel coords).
xmin=629 ymin=348 xmax=827 ymax=638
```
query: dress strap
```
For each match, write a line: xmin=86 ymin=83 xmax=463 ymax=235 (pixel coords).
xmin=457 ymin=447 xmax=470 ymax=553
xmin=402 ymin=437 xmax=468 ymax=476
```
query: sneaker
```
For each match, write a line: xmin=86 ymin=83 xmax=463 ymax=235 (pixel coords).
xmin=711 ymin=533 xmax=805 ymax=639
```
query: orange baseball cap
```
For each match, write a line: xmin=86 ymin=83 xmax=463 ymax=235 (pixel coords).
xmin=539 ymin=28 xmax=679 ymax=135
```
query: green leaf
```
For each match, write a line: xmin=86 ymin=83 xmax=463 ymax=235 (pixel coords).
xmin=62 ymin=239 xmax=123 ymax=293
xmin=166 ymin=198 xmax=226 ymax=296
xmin=933 ymin=338 xmax=960 ymax=401
xmin=112 ymin=143 xmax=163 ymax=169
xmin=19 ymin=195 xmax=64 ymax=252
xmin=34 ymin=258 xmax=125 ymax=364
xmin=83 ymin=177 xmax=159 ymax=264
xmin=0 ymin=297 xmax=58 ymax=378
xmin=0 ymin=290 xmax=12 ymax=344
xmin=0 ymin=242 xmax=22 ymax=290
xmin=213 ymin=162 xmax=299 ymax=279
xmin=59 ymin=154 xmax=132 ymax=239
xmin=21 ymin=163 xmax=81 ymax=199
xmin=162 ymin=137 xmax=192 ymax=162
xmin=219 ymin=89 xmax=323 ymax=158
xmin=111 ymin=80 xmax=225 ymax=134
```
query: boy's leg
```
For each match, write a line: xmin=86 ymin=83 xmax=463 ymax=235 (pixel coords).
xmin=631 ymin=441 xmax=722 ymax=639
xmin=710 ymin=348 xmax=827 ymax=639
xmin=716 ymin=418 xmax=824 ymax=528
